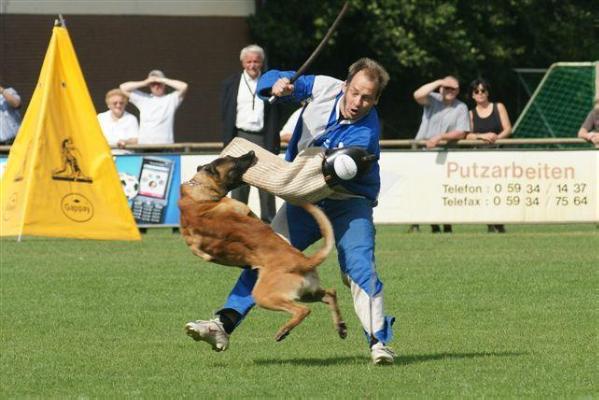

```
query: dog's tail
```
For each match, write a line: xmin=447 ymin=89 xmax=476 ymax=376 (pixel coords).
xmin=300 ymin=203 xmax=334 ymax=270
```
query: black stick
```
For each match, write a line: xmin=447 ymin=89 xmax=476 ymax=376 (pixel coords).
xmin=268 ymin=1 xmax=350 ymax=103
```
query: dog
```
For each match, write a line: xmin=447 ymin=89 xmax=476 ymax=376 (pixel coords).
xmin=179 ymin=151 xmax=347 ymax=342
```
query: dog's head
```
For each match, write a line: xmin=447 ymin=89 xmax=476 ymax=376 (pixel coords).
xmin=181 ymin=151 xmax=257 ymax=202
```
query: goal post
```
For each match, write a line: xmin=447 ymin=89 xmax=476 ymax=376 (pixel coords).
xmin=512 ymin=62 xmax=597 ymax=138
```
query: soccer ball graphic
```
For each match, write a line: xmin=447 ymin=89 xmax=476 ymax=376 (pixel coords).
xmin=119 ymin=172 xmax=139 ymax=200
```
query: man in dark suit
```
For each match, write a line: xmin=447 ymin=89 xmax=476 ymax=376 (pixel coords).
xmin=220 ymin=44 xmax=280 ymax=223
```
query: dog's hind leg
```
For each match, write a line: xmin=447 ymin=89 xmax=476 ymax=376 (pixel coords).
xmin=254 ymin=290 xmax=311 ymax=341
xmin=309 ymin=288 xmax=347 ymax=339
xmin=274 ymin=302 xmax=311 ymax=342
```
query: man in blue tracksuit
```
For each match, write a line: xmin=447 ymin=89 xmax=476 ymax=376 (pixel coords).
xmin=186 ymin=58 xmax=396 ymax=365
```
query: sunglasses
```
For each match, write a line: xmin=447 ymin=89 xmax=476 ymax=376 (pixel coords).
xmin=442 ymin=86 xmax=458 ymax=92
xmin=473 ymin=88 xmax=487 ymax=95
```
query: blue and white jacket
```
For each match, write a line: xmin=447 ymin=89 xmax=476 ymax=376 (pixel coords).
xmin=257 ymin=70 xmax=381 ymax=203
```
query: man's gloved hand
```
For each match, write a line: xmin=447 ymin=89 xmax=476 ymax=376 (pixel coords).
xmin=322 ymin=147 xmax=376 ymax=187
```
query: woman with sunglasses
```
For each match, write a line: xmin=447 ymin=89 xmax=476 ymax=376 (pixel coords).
xmin=467 ymin=78 xmax=512 ymax=144
xmin=467 ymin=78 xmax=512 ymax=233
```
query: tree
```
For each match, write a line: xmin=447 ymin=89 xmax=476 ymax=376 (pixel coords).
xmin=250 ymin=0 xmax=598 ymax=138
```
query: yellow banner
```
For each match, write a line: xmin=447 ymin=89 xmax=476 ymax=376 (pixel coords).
xmin=0 ymin=25 xmax=140 ymax=240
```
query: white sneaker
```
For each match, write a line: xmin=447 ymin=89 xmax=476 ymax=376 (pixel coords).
xmin=185 ymin=319 xmax=230 ymax=352
xmin=371 ymin=342 xmax=396 ymax=365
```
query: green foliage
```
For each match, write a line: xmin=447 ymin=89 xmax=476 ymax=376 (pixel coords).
xmin=249 ymin=0 xmax=598 ymax=138
xmin=1 ymin=225 xmax=598 ymax=398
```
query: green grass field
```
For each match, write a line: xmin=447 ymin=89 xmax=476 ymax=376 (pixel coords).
xmin=1 ymin=224 xmax=597 ymax=399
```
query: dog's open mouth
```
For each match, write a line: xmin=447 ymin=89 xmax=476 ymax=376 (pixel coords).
xmin=183 ymin=178 xmax=200 ymax=186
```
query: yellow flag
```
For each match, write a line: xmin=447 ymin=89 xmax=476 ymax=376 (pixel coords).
xmin=0 ymin=25 xmax=140 ymax=241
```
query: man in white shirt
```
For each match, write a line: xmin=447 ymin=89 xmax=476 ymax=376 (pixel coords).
xmin=120 ymin=70 xmax=188 ymax=144
xmin=411 ymin=75 xmax=469 ymax=234
xmin=220 ymin=45 xmax=281 ymax=223
xmin=97 ymin=88 xmax=139 ymax=150
xmin=0 ymin=83 xmax=22 ymax=145
xmin=414 ymin=76 xmax=469 ymax=148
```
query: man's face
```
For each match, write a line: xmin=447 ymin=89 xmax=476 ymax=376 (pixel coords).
xmin=241 ymin=52 xmax=263 ymax=79
xmin=341 ymin=70 xmax=379 ymax=121
xmin=107 ymin=94 xmax=126 ymax=118
xmin=149 ymin=81 xmax=166 ymax=96
xmin=440 ymin=77 xmax=459 ymax=102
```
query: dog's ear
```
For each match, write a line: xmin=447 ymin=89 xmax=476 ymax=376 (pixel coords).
xmin=197 ymin=163 xmax=217 ymax=175
xmin=204 ymin=163 xmax=218 ymax=176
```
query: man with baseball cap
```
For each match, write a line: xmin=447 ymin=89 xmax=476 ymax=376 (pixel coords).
xmin=120 ymin=70 xmax=188 ymax=144
xmin=409 ymin=75 xmax=469 ymax=234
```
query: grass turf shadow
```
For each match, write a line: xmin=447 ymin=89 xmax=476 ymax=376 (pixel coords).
xmin=253 ymin=351 xmax=526 ymax=367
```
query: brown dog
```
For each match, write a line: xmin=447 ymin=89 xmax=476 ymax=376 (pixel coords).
xmin=179 ymin=151 xmax=347 ymax=341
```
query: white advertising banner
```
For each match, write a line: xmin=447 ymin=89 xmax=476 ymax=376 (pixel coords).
xmin=375 ymin=150 xmax=598 ymax=224
xmin=181 ymin=150 xmax=598 ymax=224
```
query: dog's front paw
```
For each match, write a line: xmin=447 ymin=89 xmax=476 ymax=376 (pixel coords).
xmin=337 ymin=321 xmax=348 ymax=339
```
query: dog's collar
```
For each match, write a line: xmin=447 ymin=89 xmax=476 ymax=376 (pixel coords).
xmin=183 ymin=179 xmax=223 ymax=202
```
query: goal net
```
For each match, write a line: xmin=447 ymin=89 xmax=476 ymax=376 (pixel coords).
xmin=512 ymin=62 xmax=597 ymax=138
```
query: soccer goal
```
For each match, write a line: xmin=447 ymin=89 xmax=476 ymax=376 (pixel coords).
xmin=512 ymin=62 xmax=598 ymax=138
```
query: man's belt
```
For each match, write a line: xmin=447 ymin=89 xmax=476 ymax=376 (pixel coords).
xmin=236 ymin=128 xmax=263 ymax=135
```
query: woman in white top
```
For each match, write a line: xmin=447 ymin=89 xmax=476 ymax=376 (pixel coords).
xmin=97 ymin=88 xmax=139 ymax=149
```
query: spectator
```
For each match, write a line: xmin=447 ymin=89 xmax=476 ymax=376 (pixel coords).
xmin=279 ymin=106 xmax=304 ymax=144
xmin=410 ymin=76 xmax=469 ymax=234
xmin=221 ymin=44 xmax=280 ymax=223
xmin=577 ymin=98 xmax=599 ymax=145
xmin=186 ymin=58 xmax=397 ymax=365
xmin=466 ymin=78 xmax=512 ymax=233
xmin=119 ymin=70 xmax=187 ymax=144
xmin=0 ymin=83 xmax=22 ymax=145
xmin=97 ymin=88 xmax=139 ymax=151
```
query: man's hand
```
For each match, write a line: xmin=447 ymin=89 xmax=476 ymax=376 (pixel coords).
xmin=590 ymin=133 xmax=599 ymax=145
xmin=271 ymin=78 xmax=294 ymax=98
xmin=0 ymin=86 xmax=21 ymax=108
xmin=425 ymin=135 xmax=442 ymax=149
xmin=440 ymin=77 xmax=458 ymax=89
xmin=146 ymin=76 xmax=162 ymax=85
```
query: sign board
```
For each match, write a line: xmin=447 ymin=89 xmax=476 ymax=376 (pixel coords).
xmin=375 ymin=150 xmax=598 ymax=223
xmin=4 ymin=150 xmax=597 ymax=226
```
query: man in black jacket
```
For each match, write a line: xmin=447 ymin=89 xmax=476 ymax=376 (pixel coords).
xmin=220 ymin=44 xmax=280 ymax=223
